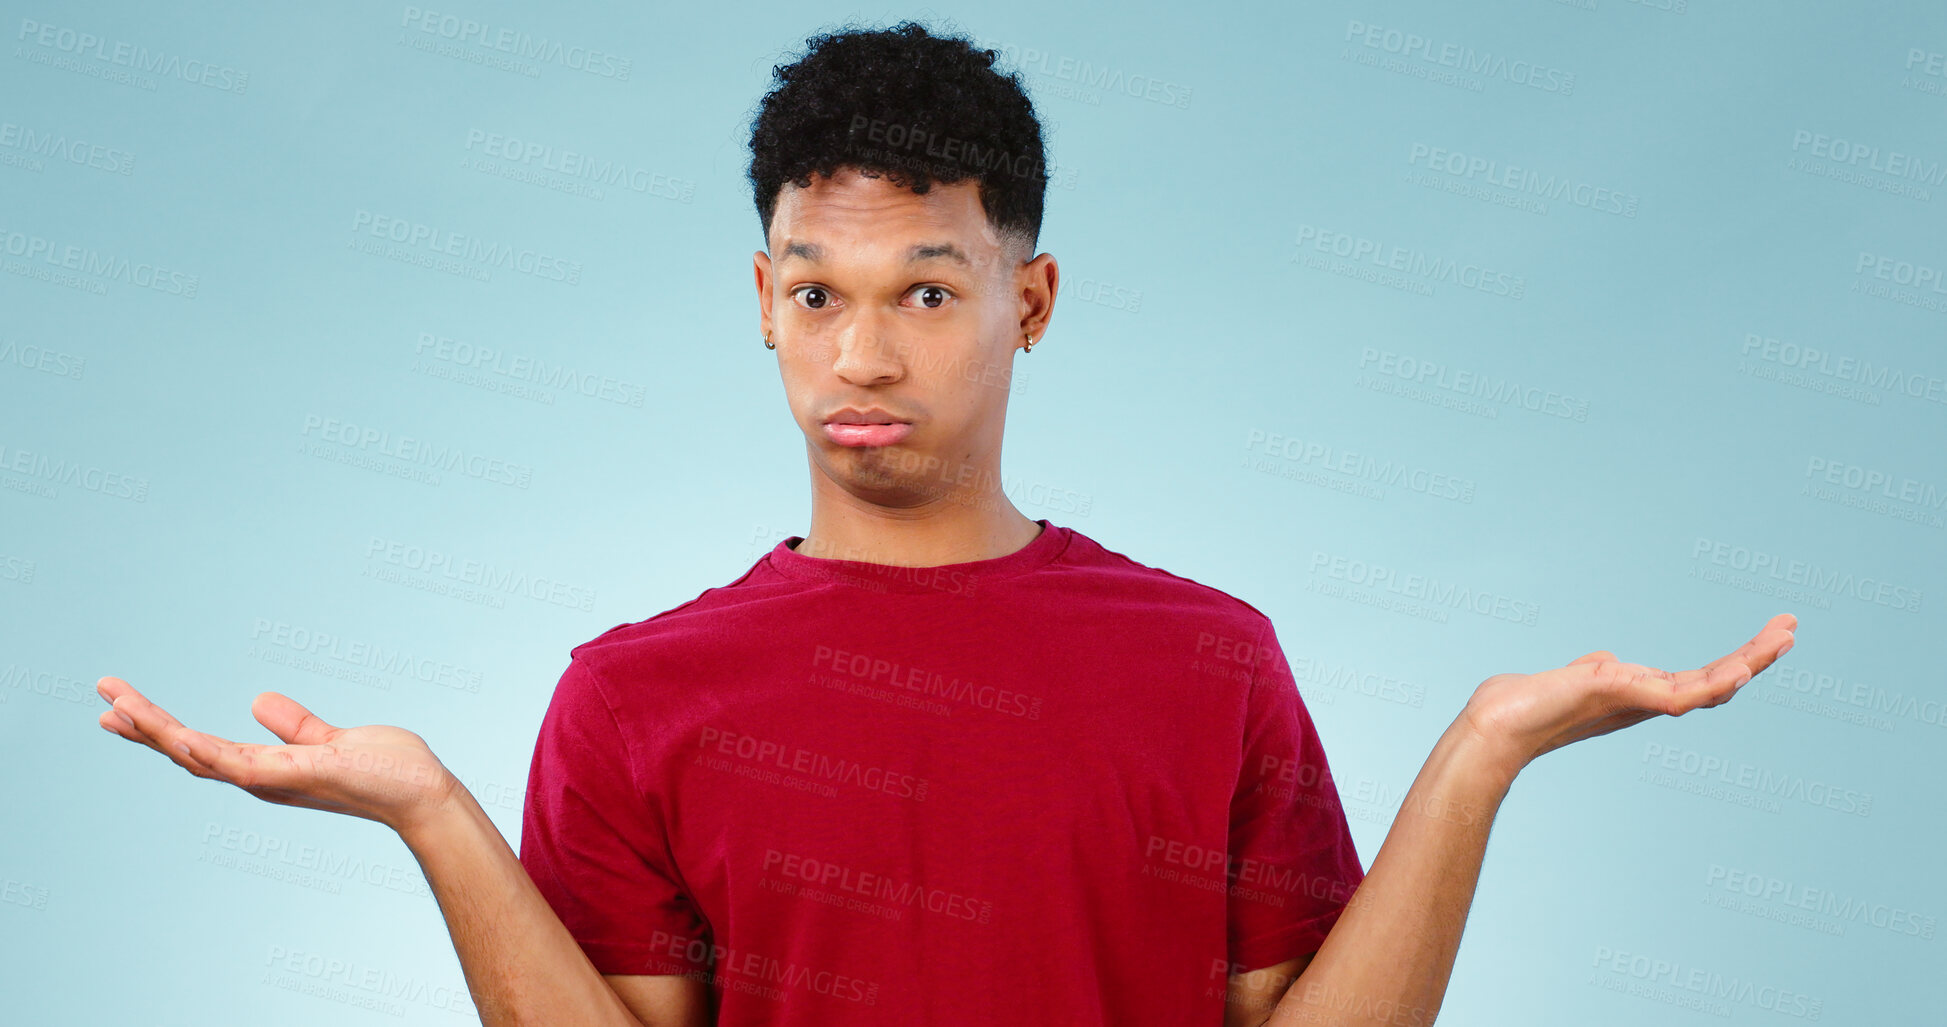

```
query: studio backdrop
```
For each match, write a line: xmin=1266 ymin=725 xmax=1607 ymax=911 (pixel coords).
xmin=2 ymin=1 xmax=1940 ymax=1023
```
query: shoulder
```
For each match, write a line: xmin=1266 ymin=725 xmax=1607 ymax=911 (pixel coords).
xmin=566 ymin=556 xmax=775 ymax=675
xmin=1057 ymin=526 xmax=1277 ymax=634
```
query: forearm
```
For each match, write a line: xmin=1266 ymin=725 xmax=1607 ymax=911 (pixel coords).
xmin=399 ymin=788 xmax=645 ymax=1027
xmin=1267 ymin=720 xmax=1520 ymax=1027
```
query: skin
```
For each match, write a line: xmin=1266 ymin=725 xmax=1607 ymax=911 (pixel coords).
xmin=754 ymin=165 xmax=1056 ymax=568
xmin=92 ymin=165 xmax=1800 ymax=1026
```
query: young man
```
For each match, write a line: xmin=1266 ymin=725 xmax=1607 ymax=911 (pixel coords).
xmin=95 ymin=21 xmax=1796 ymax=1027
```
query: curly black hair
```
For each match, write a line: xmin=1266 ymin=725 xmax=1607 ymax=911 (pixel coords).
xmin=746 ymin=20 xmax=1048 ymax=259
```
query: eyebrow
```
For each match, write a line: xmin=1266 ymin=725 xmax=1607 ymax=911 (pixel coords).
xmin=777 ymin=241 xmax=973 ymax=268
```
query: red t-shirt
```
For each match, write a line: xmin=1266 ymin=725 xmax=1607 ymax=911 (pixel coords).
xmin=519 ymin=519 xmax=1365 ymax=1026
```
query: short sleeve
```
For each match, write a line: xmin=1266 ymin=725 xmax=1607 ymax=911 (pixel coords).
xmin=1226 ymin=618 xmax=1366 ymax=973
xmin=518 ymin=656 xmax=713 ymax=976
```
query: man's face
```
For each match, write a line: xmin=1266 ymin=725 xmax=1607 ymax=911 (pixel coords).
xmin=754 ymin=166 xmax=1055 ymax=511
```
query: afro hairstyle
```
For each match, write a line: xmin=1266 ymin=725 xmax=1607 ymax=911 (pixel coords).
xmin=746 ymin=20 xmax=1049 ymax=261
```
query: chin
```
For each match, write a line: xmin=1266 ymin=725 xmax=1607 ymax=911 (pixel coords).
xmin=816 ymin=446 xmax=940 ymax=504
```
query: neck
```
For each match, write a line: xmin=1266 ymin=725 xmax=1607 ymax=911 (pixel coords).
xmin=796 ymin=458 xmax=1041 ymax=568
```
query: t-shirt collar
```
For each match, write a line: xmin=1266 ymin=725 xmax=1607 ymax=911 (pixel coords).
xmin=766 ymin=518 xmax=1069 ymax=593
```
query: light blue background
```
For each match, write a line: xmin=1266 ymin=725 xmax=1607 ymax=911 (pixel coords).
xmin=3 ymin=1 xmax=1941 ymax=1022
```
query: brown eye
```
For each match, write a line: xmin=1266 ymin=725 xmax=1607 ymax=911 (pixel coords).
xmin=794 ymin=286 xmax=831 ymax=309
xmin=913 ymin=285 xmax=949 ymax=308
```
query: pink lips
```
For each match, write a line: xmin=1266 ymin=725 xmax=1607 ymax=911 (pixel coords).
xmin=823 ymin=422 xmax=913 ymax=447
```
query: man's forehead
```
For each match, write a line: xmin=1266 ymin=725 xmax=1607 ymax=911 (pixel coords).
xmin=775 ymin=238 xmax=979 ymax=268
xmin=771 ymin=169 xmax=1004 ymax=260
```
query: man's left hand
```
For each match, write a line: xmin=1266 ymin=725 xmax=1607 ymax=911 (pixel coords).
xmin=1458 ymin=613 xmax=1798 ymax=772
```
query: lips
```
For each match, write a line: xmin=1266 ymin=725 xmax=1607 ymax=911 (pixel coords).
xmin=822 ymin=421 xmax=912 ymax=448
xmin=822 ymin=406 xmax=909 ymax=426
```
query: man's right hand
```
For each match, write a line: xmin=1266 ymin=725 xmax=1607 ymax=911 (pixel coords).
xmin=95 ymin=676 xmax=460 ymax=837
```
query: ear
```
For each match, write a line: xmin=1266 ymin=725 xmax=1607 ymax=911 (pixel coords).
xmin=754 ymin=249 xmax=774 ymax=340
xmin=1016 ymin=251 xmax=1058 ymax=342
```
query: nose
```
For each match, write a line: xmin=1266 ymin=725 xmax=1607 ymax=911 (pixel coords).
xmin=830 ymin=317 xmax=905 ymax=387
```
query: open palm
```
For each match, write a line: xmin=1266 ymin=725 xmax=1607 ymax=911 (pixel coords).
xmin=95 ymin=676 xmax=458 ymax=835
xmin=1460 ymin=612 xmax=1798 ymax=768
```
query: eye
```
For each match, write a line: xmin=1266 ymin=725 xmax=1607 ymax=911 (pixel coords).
xmin=909 ymin=285 xmax=952 ymax=308
xmin=791 ymin=285 xmax=834 ymax=310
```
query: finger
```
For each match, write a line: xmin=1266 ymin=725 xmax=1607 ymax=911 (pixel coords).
xmin=1574 ymin=659 xmax=1702 ymax=717
xmin=109 ymin=692 xmax=236 ymax=780
xmin=1702 ymin=613 xmax=1797 ymax=681
xmin=184 ymin=737 xmax=377 ymax=819
xmin=180 ymin=733 xmax=316 ymax=793
xmin=97 ymin=707 xmax=140 ymax=739
xmin=96 ymin=675 xmax=141 ymax=706
xmin=251 ymin=692 xmax=339 ymax=746
xmin=1614 ymin=659 xmax=1746 ymax=716
xmin=1570 ymin=650 xmax=1616 ymax=666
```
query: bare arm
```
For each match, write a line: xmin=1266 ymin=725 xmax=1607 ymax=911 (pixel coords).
xmin=1241 ymin=614 xmax=1797 ymax=1027
xmin=400 ymin=788 xmax=709 ymax=1027
xmin=1255 ymin=722 xmax=1510 ymax=1027
xmin=93 ymin=677 xmax=707 ymax=1027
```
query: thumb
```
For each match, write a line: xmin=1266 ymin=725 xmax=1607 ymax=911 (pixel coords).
xmin=252 ymin=691 xmax=338 ymax=745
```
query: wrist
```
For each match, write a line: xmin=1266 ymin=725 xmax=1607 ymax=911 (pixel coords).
xmin=1443 ymin=714 xmax=1528 ymax=794
xmin=392 ymin=771 xmax=477 ymax=849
